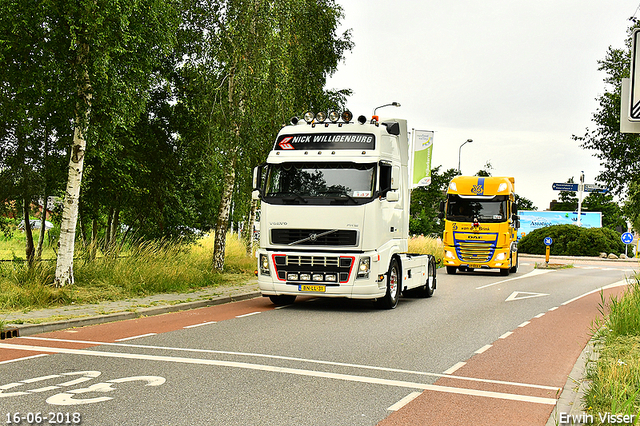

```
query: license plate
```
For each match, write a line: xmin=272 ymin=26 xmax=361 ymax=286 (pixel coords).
xmin=468 ymin=264 xmax=482 ymax=269
xmin=299 ymin=285 xmax=326 ymax=293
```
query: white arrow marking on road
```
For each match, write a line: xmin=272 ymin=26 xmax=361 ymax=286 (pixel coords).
xmin=476 ymin=269 xmax=554 ymax=290
xmin=505 ymin=291 xmax=550 ymax=302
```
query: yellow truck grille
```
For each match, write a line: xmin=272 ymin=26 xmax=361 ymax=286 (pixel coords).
xmin=456 ymin=241 xmax=495 ymax=263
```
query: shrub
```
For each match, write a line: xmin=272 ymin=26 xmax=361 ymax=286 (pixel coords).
xmin=518 ymin=224 xmax=625 ymax=256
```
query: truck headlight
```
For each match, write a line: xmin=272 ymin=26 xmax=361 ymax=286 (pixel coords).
xmin=357 ymin=257 xmax=370 ymax=278
xmin=445 ymin=250 xmax=455 ymax=259
xmin=260 ymin=254 xmax=270 ymax=275
xmin=496 ymin=252 xmax=507 ymax=261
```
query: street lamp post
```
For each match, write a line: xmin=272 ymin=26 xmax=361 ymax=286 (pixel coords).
xmin=458 ymin=139 xmax=473 ymax=173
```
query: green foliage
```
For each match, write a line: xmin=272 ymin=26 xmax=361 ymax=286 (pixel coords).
xmin=518 ymin=224 xmax=625 ymax=256
xmin=409 ymin=166 xmax=458 ymax=236
xmin=573 ymin=24 xmax=640 ymax=203
xmin=514 ymin=193 xmax=537 ymax=211
xmin=584 ymin=275 xmax=640 ymax=421
xmin=0 ymin=233 xmax=254 ymax=313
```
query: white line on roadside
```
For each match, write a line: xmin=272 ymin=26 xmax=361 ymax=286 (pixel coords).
xmin=518 ymin=321 xmax=530 ymax=328
xmin=19 ymin=336 xmax=560 ymax=391
xmin=235 ymin=312 xmax=261 ymax=318
xmin=476 ymin=269 xmax=554 ymax=290
xmin=115 ymin=333 xmax=157 ymax=342
xmin=0 ymin=342 xmax=558 ymax=405
xmin=183 ymin=321 xmax=217 ymax=329
xmin=534 ymin=313 xmax=545 ymax=319
xmin=443 ymin=362 xmax=466 ymax=375
xmin=0 ymin=354 xmax=48 ymax=365
xmin=475 ymin=345 xmax=492 ymax=354
xmin=387 ymin=391 xmax=422 ymax=411
xmin=548 ymin=307 xmax=558 ymax=311
xmin=499 ymin=332 xmax=513 ymax=339
xmin=562 ymin=280 xmax=629 ymax=306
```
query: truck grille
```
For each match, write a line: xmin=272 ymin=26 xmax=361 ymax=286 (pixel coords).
xmin=271 ymin=229 xmax=358 ymax=246
xmin=456 ymin=241 xmax=495 ymax=263
xmin=272 ymin=255 xmax=354 ymax=284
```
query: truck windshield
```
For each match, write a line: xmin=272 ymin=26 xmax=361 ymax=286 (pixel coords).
xmin=446 ymin=194 xmax=509 ymax=223
xmin=264 ymin=162 xmax=375 ymax=204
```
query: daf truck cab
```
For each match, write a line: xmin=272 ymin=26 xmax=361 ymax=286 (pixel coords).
xmin=440 ymin=176 xmax=520 ymax=276
xmin=252 ymin=110 xmax=437 ymax=309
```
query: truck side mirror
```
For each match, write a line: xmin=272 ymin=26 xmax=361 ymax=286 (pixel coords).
xmin=391 ymin=166 xmax=400 ymax=190
xmin=253 ymin=165 xmax=265 ymax=191
xmin=438 ymin=201 xmax=445 ymax=219
xmin=512 ymin=203 xmax=519 ymax=215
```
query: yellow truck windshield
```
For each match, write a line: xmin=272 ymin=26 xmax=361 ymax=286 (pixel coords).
xmin=446 ymin=194 xmax=509 ymax=223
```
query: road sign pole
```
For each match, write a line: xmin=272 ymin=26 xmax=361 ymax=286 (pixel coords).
xmin=545 ymin=246 xmax=550 ymax=264
xmin=577 ymin=172 xmax=584 ymax=227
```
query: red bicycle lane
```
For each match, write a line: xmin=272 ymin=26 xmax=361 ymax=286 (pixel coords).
xmin=379 ymin=284 xmax=627 ymax=426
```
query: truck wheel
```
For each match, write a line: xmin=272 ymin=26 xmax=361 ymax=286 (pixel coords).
xmin=376 ymin=258 xmax=400 ymax=309
xmin=268 ymin=295 xmax=297 ymax=306
xmin=500 ymin=267 xmax=510 ymax=276
xmin=509 ymin=253 xmax=518 ymax=273
xmin=418 ymin=259 xmax=436 ymax=298
xmin=446 ymin=266 xmax=457 ymax=275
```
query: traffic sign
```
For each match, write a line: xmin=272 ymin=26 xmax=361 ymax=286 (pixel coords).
xmin=544 ymin=237 xmax=553 ymax=246
xmin=552 ymin=183 xmax=579 ymax=191
xmin=630 ymin=29 xmax=640 ymax=121
xmin=622 ymin=232 xmax=634 ymax=245
xmin=583 ymin=184 xmax=608 ymax=193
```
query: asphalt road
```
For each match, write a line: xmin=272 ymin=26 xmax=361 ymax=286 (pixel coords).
xmin=0 ymin=257 xmax=636 ymax=425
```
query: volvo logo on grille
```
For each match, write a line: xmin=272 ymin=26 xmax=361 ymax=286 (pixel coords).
xmin=309 ymin=233 xmax=318 ymax=242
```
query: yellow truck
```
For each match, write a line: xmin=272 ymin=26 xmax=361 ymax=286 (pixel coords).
xmin=439 ymin=176 xmax=520 ymax=275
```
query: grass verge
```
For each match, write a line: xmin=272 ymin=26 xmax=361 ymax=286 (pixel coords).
xmin=0 ymin=233 xmax=256 ymax=319
xmin=584 ymin=274 xmax=640 ymax=423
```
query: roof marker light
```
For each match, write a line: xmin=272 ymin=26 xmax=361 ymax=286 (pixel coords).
xmin=303 ymin=111 xmax=314 ymax=123
xmin=498 ymin=183 xmax=507 ymax=192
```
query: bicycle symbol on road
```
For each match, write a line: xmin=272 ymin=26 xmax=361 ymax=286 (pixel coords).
xmin=0 ymin=371 xmax=165 ymax=405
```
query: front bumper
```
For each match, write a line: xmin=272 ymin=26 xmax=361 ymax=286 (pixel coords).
xmin=257 ymin=250 xmax=387 ymax=299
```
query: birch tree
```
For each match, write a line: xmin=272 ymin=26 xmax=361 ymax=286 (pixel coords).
xmin=178 ymin=0 xmax=352 ymax=271
xmin=48 ymin=0 xmax=180 ymax=286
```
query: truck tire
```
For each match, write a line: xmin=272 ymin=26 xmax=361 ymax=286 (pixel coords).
xmin=376 ymin=258 xmax=400 ymax=309
xmin=509 ymin=253 xmax=518 ymax=273
xmin=500 ymin=267 xmax=510 ymax=276
xmin=268 ymin=295 xmax=297 ymax=306
xmin=417 ymin=258 xmax=436 ymax=298
xmin=446 ymin=266 xmax=457 ymax=275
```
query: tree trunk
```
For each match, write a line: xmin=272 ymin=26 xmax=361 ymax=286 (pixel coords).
xmin=54 ymin=43 xmax=92 ymax=286
xmin=90 ymin=217 xmax=98 ymax=260
xmin=245 ymin=198 xmax=258 ymax=256
xmin=212 ymin=149 xmax=238 ymax=272
xmin=105 ymin=206 xmax=113 ymax=250
xmin=36 ymin=195 xmax=48 ymax=261
xmin=23 ymin=198 xmax=35 ymax=267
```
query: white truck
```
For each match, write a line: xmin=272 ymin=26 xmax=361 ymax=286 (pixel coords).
xmin=252 ymin=110 xmax=437 ymax=309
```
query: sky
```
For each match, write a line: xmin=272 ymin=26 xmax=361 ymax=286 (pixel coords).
xmin=326 ymin=0 xmax=639 ymax=210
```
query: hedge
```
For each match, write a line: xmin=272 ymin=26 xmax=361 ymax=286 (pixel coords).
xmin=518 ymin=224 xmax=625 ymax=256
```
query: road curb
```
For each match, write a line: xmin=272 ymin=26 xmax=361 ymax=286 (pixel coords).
xmin=7 ymin=291 xmax=263 ymax=337
xmin=545 ymin=340 xmax=597 ymax=426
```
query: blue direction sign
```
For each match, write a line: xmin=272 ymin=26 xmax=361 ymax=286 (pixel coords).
xmin=622 ymin=232 xmax=634 ymax=245
xmin=544 ymin=237 xmax=553 ymax=246
xmin=584 ymin=184 xmax=609 ymax=193
xmin=552 ymin=183 xmax=579 ymax=191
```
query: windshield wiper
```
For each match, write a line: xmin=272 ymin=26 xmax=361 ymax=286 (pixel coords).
xmin=321 ymin=190 xmax=358 ymax=204
xmin=269 ymin=192 xmax=308 ymax=203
